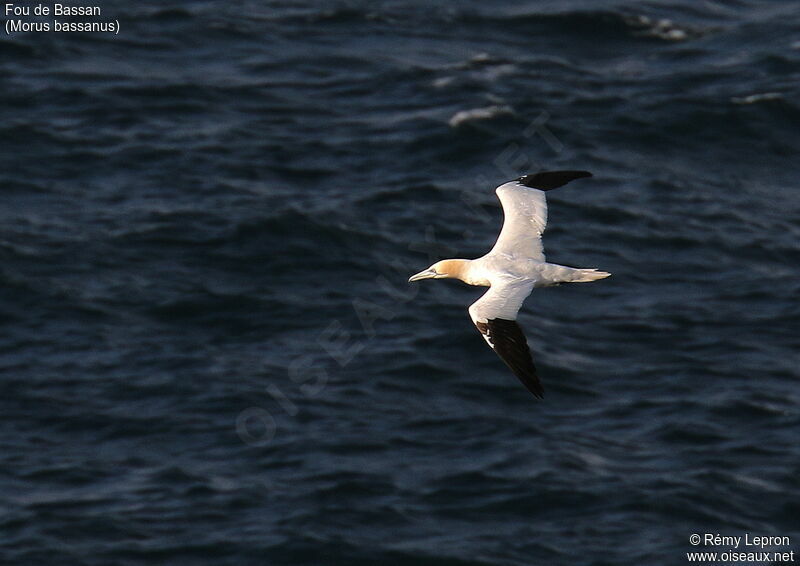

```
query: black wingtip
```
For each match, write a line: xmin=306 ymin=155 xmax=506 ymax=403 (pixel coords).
xmin=516 ymin=170 xmax=592 ymax=191
xmin=527 ymin=380 xmax=545 ymax=400
xmin=480 ymin=318 xmax=545 ymax=400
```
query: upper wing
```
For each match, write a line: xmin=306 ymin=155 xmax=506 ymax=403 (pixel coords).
xmin=489 ymin=171 xmax=592 ymax=261
xmin=468 ymin=279 xmax=542 ymax=398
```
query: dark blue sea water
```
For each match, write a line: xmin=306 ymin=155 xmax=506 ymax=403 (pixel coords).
xmin=2 ymin=1 xmax=799 ymax=564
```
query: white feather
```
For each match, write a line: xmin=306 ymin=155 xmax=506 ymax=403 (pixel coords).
xmin=488 ymin=181 xmax=548 ymax=261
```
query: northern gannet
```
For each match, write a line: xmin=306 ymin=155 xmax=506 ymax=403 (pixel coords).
xmin=408 ymin=170 xmax=609 ymax=399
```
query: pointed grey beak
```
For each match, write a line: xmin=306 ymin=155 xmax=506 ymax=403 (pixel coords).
xmin=408 ymin=268 xmax=437 ymax=282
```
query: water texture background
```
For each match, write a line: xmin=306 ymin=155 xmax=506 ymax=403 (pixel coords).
xmin=1 ymin=1 xmax=799 ymax=564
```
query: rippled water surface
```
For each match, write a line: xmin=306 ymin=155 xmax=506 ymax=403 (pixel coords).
xmin=1 ymin=1 xmax=799 ymax=564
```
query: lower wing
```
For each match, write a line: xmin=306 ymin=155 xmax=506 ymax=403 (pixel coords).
xmin=468 ymin=281 xmax=542 ymax=398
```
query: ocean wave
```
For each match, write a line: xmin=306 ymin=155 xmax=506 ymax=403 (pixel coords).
xmin=448 ymin=105 xmax=514 ymax=128
xmin=622 ymin=14 xmax=701 ymax=41
xmin=731 ymin=92 xmax=783 ymax=104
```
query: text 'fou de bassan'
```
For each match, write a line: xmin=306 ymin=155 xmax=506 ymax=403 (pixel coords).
xmin=5 ymin=4 xmax=118 ymax=33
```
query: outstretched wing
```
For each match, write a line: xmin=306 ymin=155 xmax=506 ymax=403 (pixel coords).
xmin=489 ymin=171 xmax=592 ymax=261
xmin=468 ymin=279 xmax=542 ymax=398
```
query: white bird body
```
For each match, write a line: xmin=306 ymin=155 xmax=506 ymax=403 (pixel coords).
xmin=461 ymin=254 xmax=601 ymax=288
xmin=408 ymin=170 xmax=610 ymax=399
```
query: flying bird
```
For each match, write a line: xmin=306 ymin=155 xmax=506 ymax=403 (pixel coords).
xmin=408 ymin=170 xmax=609 ymax=399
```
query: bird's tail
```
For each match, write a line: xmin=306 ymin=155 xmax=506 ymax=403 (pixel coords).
xmin=570 ymin=268 xmax=611 ymax=283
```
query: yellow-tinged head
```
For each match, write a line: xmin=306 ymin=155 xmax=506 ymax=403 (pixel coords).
xmin=408 ymin=259 xmax=470 ymax=283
